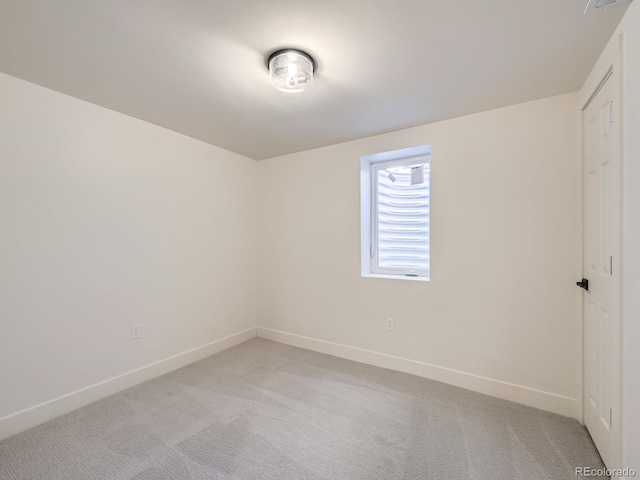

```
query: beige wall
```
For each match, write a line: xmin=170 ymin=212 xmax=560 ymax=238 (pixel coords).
xmin=258 ymin=93 xmax=580 ymax=403
xmin=0 ymin=70 xmax=583 ymax=436
xmin=0 ymin=72 xmax=258 ymax=420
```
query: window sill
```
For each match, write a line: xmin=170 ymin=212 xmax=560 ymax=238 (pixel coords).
xmin=361 ymin=273 xmax=430 ymax=282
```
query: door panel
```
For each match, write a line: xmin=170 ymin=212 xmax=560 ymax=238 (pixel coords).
xmin=582 ymin=72 xmax=619 ymax=469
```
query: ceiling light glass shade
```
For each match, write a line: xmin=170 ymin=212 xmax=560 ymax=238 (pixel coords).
xmin=268 ymin=49 xmax=314 ymax=93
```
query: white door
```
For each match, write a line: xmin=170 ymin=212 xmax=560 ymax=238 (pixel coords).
xmin=582 ymin=70 xmax=620 ymax=469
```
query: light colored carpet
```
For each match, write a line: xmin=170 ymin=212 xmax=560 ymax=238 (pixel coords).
xmin=0 ymin=338 xmax=606 ymax=479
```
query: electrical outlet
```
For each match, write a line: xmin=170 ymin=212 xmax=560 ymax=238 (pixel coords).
xmin=131 ymin=323 xmax=141 ymax=340
xmin=386 ymin=317 xmax=394 ymax=331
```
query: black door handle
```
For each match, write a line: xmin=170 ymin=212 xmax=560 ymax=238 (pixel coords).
xmin=577 ymin=278 xmax=589 ymax=291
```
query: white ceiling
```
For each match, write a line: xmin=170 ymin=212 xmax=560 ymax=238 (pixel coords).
xmin=0 ymin=1 xmax=628 ymax=160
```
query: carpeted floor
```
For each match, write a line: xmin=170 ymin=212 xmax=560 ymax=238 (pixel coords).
xmin=0 ymin=338 xmax=606 ymax=479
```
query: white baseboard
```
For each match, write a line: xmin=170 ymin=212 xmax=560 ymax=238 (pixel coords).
xmin=1 ymin=325 xmax=578 ymax=442
xmin=0 ymin=327 xmax=257 ymax=441
xmin=257 ymin=327 xmax=578 ymax=419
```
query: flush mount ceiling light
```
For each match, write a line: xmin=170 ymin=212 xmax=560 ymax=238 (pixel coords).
xmin=584 ymin=0 xmax=628 ymax=14
xmin=267 ymin=49 xmax=315 ymax=93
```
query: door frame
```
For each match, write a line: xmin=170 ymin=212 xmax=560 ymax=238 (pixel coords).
xmin=578 ymin=34 xmax=624 ymax=470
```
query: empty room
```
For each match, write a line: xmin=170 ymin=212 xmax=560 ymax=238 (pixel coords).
xmin=1 ymin=1 xmax=639 ymax=479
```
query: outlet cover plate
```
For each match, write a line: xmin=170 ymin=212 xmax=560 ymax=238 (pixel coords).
xmin=131 ymin=323 xmax=141 ymax=340
xmin=386 ymin=317 xmax=394 ymax=331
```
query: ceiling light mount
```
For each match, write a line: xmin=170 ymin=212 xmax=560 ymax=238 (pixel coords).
xmin=267 ymin=49 xmax=315 ymax=93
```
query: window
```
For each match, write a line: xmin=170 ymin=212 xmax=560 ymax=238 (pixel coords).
xmin=361 ymin=145 xmax=430 ymax=280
